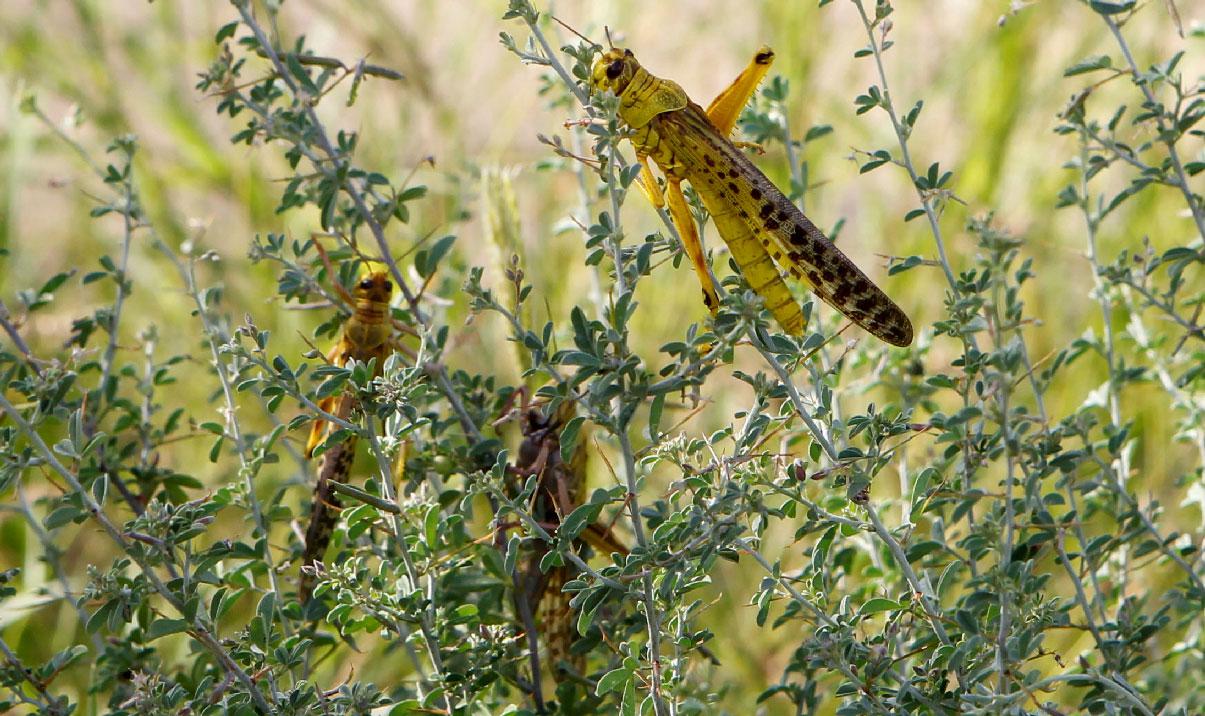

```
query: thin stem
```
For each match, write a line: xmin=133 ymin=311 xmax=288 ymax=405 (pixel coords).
xmin=751 ymin=338 xmax=837 ymax=461
xmin=596 ymin=104 xmax=668 ymax=712
xmin=851 ymin=0 xmax=960 ymax=294
xmin=526 ymin=13 xmax=590 ymax=107
xmin=95 ymin=166 xmax=136 ymax=420
xmin=0 ymin=637 xmax=58 ymax=713
xmin=28 ymin=104 xmax=135 ymax=435
xmin=0 ymin=391 xmax=273 ymax=712
xmin=862 ymin=505 xmax=955 ymax=649
xmin=1120 ymin=292 xmax=1205 ymax=467
xmin=1072 ymin=136 xmax=1116 ymax=618
xmin=731 ymin=537 xmax=934 ymax=712
xmin=231 ymin=0 xmax=484 ymax=445
xmin=1073 ymin=123 xmax=1205 ymax=593
xmin=1119 ymin=279 xmax=1203 ymax=340
xmin=617 ymin=428 xmax=667 ymax=714
xmin=157 ymin=244 xmax=288 ymax=626
xmin=0 ymin=299 xmax=42 ymax=376
xmin=754 ymin=329 xmax=959 ymax=664
xmin=1028 ymin=672 xmax=1154 ymax=716
xmin=495 ymin=23 xmax=674 ymax=699
xmin=13 ymin=484 xmax=105 ymax=653
xmin=1102 ymin=16 xmax=1205 ymax=239
xmin=363 ymin=417 xmax=453 ymax=709
xmin=1091 ymin=456 xmax=1205 ymax=595
xmin=1054 ymin=530 xmax=1110 ymax=659
xmin=994 ymin=375 xmax=1016 ymax=694
xmin=25 ymin=103 xmax=105 ymax=176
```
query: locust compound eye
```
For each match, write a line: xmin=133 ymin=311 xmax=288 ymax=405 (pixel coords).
xmin=359 ymin=278 xmax=374 ymax=290
xmin=606 ymin=59 xmax=624 ymax=80
xmin=383 ymin=280 xmax=393 ymax=292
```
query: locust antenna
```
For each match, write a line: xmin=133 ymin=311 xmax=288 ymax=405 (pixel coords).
xmin=550 ymin=15 xmax=601 ymax=51
xmin=604 ymin=26 xmax=614 ymax=49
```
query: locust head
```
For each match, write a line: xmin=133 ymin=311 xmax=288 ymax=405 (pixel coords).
xmin=353 ymin=271 xmax=392 ymax=307
xmin=591 ymin=48 xmax=639 ymax=97
xmin=344 ymin=270 xmax=393 ymax=353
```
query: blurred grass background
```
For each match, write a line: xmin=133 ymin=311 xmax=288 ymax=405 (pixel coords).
xmin=1 ymin=0 xmax=1200 ymax=711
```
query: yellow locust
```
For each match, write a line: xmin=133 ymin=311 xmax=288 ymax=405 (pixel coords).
xmin=299 ymin=270 xmax=394 ymax=604
xmin=590 ymin=46 xmax=913 ymax=347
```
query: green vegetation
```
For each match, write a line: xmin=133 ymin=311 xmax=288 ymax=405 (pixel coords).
xmin=0 ymin=1 xmax=1201 ymax=713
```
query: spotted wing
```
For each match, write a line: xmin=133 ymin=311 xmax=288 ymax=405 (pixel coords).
xmin=656 ymin=104 xmax=914 ymax=346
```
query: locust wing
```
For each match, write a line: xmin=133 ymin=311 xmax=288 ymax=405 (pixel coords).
xmin=654 ymin=104 xmax=914 ymax=347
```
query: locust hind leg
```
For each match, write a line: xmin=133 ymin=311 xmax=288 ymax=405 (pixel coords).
xmin=705 ymin=46 xmax=775 ymax=138
xmin=299 ymin=439 xmax=357 ymax=604
xmin=666 ymin=178 xmax=722 ymax=316
xmin=635 ymin=154 xmax=665 ymax=209
xmin=635 ymin=154 xmax=721 ymax=314
xmin=304 ymin=395 xmax=337 ymax=460
xmin=304 ymin=341 xmax=349 ymax=458
xmin=638 ymin=154 xmax=721 ymax=327
xmin=311 ymin=233 xmax=358 ymax=308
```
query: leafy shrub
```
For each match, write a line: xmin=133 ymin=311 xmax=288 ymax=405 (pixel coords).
xmin=0 ymin=1 xmax=1200 ymax=714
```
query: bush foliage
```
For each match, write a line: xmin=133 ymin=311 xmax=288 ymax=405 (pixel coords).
xmin=0 ymin=1 xmax=1201 ymax=714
